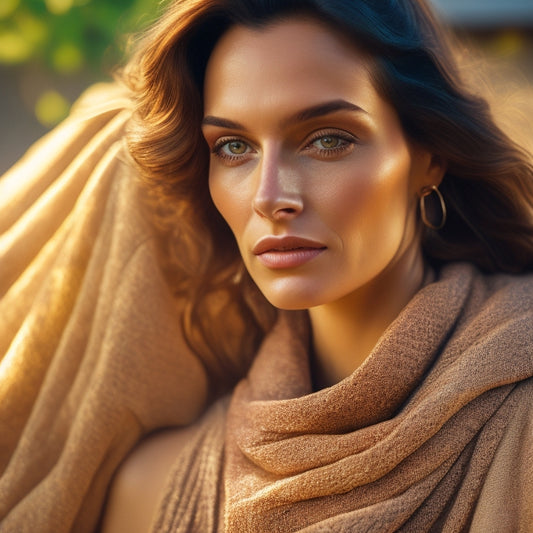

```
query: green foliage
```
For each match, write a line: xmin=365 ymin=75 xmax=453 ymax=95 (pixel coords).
xmin=0 ymin=0 xmax=160 ymax=126
xmin=0 ymin=0 xmax=159 ymax=75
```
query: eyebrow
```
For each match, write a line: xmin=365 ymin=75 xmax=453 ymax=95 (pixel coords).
xmin=287 ymin=99 xmax=366 ymax=126
xmin=202 ymin=99 xmax=367 ymax=130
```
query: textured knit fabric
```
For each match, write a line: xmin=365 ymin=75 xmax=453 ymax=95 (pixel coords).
xmin=151 ymin=266 xmax=533 ymax=532
xmin=0 ymin=84 xmax=208 ymax=533
xmin=1 ymin=84 xmax=532 ymax=533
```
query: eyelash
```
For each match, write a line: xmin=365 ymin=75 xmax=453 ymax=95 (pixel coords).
xmin=305 ymin=129 xmax=357 ymax=158
xmin=211 ymin=137 xmax=253 ymax=164
xmin=210 ymin=129 xmax=357 ymax=164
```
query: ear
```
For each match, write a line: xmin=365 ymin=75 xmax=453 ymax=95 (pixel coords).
xmin=425 ymin=153 xmax=447 ymax=188
xmin=413 ymin=149 xmax=447 ymax=193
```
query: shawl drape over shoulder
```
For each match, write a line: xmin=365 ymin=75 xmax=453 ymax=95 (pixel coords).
xmin=151 ymin=265 xmax=533 ymax=533
xmin=0 ymin=84 xmax=208 ymax=533
xmin=223 ymin=265 xmax=533 ymax=532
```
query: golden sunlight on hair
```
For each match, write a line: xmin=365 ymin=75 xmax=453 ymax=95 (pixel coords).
xmin=453 ymin=32 xmax=533 ymax=158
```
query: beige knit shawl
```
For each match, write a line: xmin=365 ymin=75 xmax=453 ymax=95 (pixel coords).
xmin=1 ymin=84 xmax=532 ymax=533
xmin=0 ymin=84 xmax=208 ymax=532
xmin=153 ymin=266 xmax=533 ymax=532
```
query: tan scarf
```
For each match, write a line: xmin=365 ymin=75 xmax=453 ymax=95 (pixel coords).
xmin=222 ymin=263 xmax=533 ymax=531
xmin=153 ymin=264 xmax=533 ymax=532
xmin=221 ymin=265 xmax=533 ymax=533
xmin=0 ymin=84 xmax=209 ymax=532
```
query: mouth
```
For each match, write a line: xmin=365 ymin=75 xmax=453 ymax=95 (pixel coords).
xmin=252 ymin=236 xmax=326 ymax=269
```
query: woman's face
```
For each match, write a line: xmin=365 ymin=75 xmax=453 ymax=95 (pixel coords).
xmin=203 ymin=18 xmax=443 ymax=310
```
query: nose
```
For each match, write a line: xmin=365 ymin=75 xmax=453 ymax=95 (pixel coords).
xmin=252 ymin=150 xmax=303 ymax=221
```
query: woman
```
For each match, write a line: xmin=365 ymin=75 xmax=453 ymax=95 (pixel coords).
xmin=0 ymin=0 xmax=532 ymax=531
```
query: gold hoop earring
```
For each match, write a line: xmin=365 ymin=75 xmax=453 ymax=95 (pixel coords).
xmin=420 ymin=185 xmax=446 ymax=230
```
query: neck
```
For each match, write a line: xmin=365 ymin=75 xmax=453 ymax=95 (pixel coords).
xmin=308 ymin=247 xmax=427 ymax=389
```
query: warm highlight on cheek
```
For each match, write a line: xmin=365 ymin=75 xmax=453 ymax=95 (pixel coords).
xmin=208 ymin=172 xmax=225 ymax=221
xmin=330 ymin=146 xmax=414 ymax=259
xmin=208 ymin=167 xmax=253 ymax=256
xmin=209 ymin=169 xmax=241 ymax=241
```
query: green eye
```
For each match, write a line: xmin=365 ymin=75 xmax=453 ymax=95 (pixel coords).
xmin=305 ymin=131 xmax=357 ymax=160
xmin=226 ymin=141 xmax=248 ymax=154
xmin=317 ymin=136 xmax=341 ymax=149
xmin=212 ymin=138 xmax=254 ymax=163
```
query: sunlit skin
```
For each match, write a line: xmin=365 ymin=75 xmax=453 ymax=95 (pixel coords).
xmin=203 ymin=18 xmax=446 ymax=387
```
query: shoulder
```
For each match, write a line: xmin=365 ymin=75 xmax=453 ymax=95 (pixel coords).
xmin=471 ymin=378 xmax=533 ymax=531
xmin=100 ymin=397 xmax=228 ymax=533
xmin=440 ymin=262 xmax=533 ymax=298
xmin=429 ymin=263 xmax=533 ymax=383
xmin=439 ymin=262 xmax=533 ymax=322
xmin=101 ymin=427 xmax=197 ymax=533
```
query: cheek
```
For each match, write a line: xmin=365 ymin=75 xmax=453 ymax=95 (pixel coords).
xmin=209 ymin=169 xmax=233 ymax=224
xmin=324 ymin=150 xmax=413 ymax=245
xmin=208 ymin=170 xmax=249 ymax=238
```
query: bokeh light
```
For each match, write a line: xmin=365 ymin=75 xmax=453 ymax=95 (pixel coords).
xmin=45 ymin=0 xmax=74 ymax=16
xmin=0 ymin=0 xmax=20 ymax=20
xmin=34 ymin=89 xmax=70 ymax=126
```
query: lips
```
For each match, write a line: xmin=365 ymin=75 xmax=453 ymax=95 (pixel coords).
xmin=253 ymin=236 xmax=326 ymax=255
xmin=252 ymin=236 xmax=326 ymax=269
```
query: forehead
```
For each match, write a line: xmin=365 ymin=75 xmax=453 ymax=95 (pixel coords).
xmin=203 ymin=17 xmax=379 ymax=118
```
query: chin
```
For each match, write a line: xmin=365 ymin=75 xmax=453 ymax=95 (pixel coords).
xmin=258 ymin=284 xmax=325 ymax=311
xmin=270 ymin=300 xmax=313 ymax=311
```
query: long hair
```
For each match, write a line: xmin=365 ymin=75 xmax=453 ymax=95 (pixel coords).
xmin=122 ymin=0 xmax=533 ymax=392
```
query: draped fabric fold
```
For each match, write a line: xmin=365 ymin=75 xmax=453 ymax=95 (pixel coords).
xmin=222 ymin=264 xmax=533 ymax=532
xmin=0 ymin=84 xmax=208 ymax=533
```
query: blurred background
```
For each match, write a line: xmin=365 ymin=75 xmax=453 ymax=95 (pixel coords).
xmin=0 ymin=0 xmax=159 ymax=174
xmin=0 ymin=0 xmax=532 ymax=174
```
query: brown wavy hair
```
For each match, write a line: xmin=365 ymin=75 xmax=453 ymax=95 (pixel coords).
xmin=122 ymin=0 xmax=533 ymax=393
